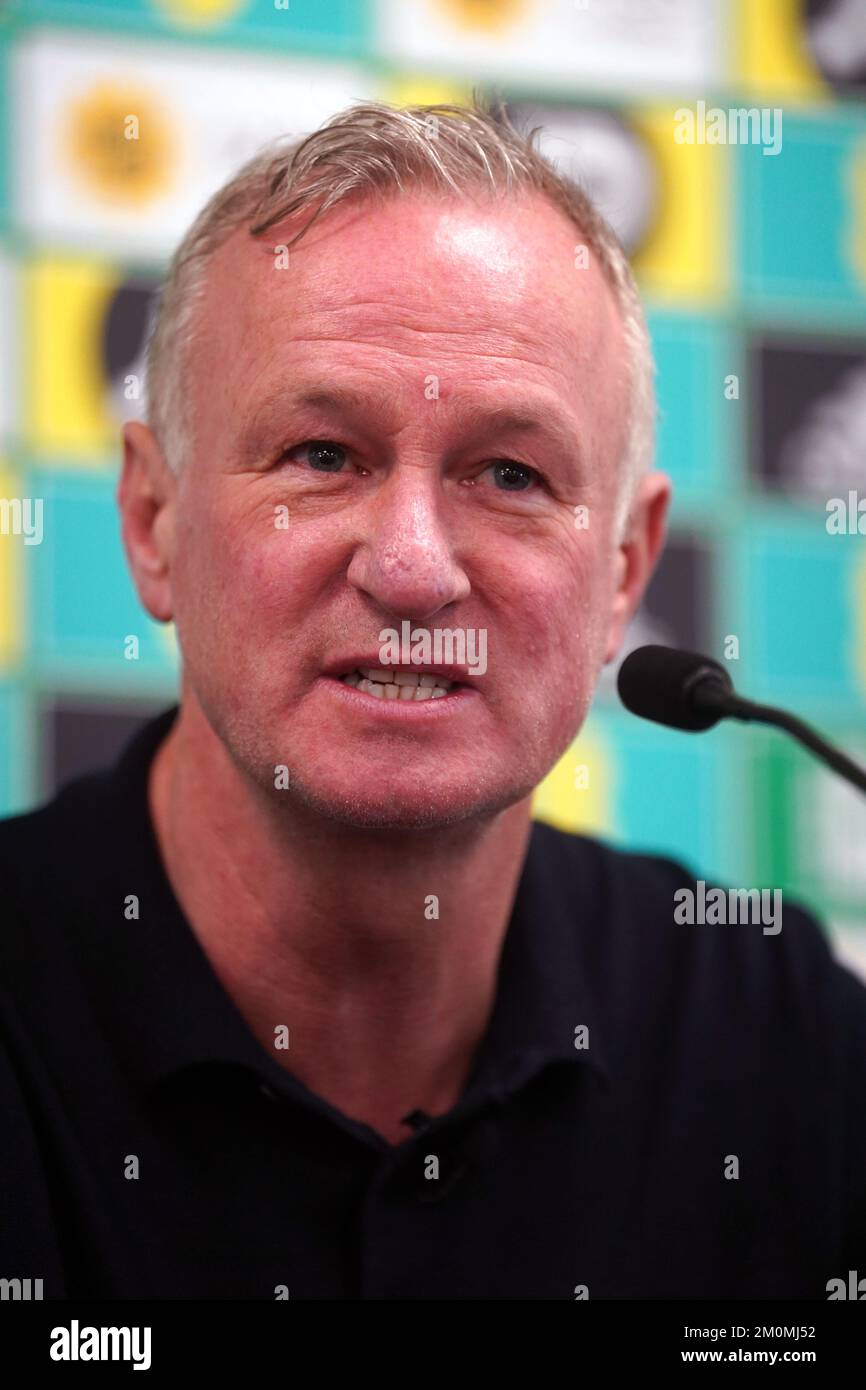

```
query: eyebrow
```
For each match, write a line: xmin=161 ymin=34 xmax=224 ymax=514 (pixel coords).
xmin=243 ymin=384 xmax=585 ymax=474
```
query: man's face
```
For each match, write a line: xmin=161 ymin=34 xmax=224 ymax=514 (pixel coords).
xmin=148 ymin=192 xmax=637 ymax=828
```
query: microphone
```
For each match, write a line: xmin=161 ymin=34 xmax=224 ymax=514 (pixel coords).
xmin=617 ymin=644 xmax=866 ymax=796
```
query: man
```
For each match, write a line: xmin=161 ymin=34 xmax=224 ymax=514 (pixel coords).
xmin=1 ymin=101 xmax=864 ymax=1301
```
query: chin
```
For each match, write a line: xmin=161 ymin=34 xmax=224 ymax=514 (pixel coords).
xmin=282 ymin=771 xmax=528 ymax=833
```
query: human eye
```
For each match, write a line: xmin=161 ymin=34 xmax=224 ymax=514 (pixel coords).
xmin=480 ymin=459 xmax=544 ymax=493
xmin=281 ymin=439 xmax=349 ymax=473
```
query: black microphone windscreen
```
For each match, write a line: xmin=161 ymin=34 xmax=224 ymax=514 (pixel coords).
xmin=617 ymin=645 xmax=732 ymax=732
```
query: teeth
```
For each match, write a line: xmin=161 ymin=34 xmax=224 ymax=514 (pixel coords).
xmin=342 ymin=667 xmax=456 ymax=700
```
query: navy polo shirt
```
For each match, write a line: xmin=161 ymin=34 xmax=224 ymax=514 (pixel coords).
xmin=0 ymin=706 xmax=864 ymax=1299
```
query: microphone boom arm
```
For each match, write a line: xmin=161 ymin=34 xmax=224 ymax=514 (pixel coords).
xmin=692 ymin=680 xmax=866 ymax=796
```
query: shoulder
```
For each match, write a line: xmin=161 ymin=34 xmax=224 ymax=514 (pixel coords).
xmin=0 ymin=1017 xmax=67 ymax=1289
xmin=0 ymin=768 xmax=114 ymax=903
xmin=0 ymin=771 xmax=118 ymax=1018
xmin=532 ymin=820 xmax=866 ymax=1254
xmin=528 ymin=817 xmax=864 ymax=1031
xmin=0 ymin=794 xmax=82 ymax=1286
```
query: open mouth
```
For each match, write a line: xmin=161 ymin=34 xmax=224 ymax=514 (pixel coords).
xmin=337 ymin=666 xmax=461 ymax=702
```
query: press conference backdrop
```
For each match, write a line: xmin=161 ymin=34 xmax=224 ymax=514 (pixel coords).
xmin=0 ymin=0 xmax=864 ymax=975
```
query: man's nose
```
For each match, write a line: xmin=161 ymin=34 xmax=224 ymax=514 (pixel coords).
xmin=345 ymin=470 xmax=471 ymax=621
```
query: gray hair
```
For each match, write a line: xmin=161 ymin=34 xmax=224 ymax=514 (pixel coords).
xmin=144 ymin=97 xmax=656 ymax=533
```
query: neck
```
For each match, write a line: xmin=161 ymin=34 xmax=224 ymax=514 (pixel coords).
xmin=148 ymin=696 xmax=534 ymax=1147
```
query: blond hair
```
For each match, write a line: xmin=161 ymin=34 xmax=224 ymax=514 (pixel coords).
xmin=144 ymin=98 xmax=655 ymax=532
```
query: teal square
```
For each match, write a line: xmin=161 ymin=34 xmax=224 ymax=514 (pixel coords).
xmin=23 ymin=1 xmax=370 ymax=56
xmin=733 ymin=512 xmax=866 ymax=708
xmin=590 ymin=706 xmax=745 ymax=887
xmin=26 ymin=467 xmax=179 ymax=684
xmin=739 ymin=109 xmax=866 ymax=311
xmin=648 ymin=311 xmax=736 ymax=508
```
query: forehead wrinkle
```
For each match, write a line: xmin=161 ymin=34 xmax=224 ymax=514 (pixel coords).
xmin=236 ymin=246 xmax=620 ymax=411
xmin=244 ymin=337 xmax=591 ymax=413
xmin=285 ymin=293 xmax=583 ymax=357
xmin=216 ymin=191 xmax=622 ymax=378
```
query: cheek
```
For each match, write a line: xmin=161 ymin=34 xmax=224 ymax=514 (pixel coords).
xmin=514 ymin=544 xmax=611 ymax=718
xmin=237 ymin=526 xmax=330 ymax=621
xmin=169 ymin=503 xmax=270 ymax=659
xmin=522 ymin=544 xmax=605 ymax=659
xmin=197 ymin=504 xmax=303 ymax=613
